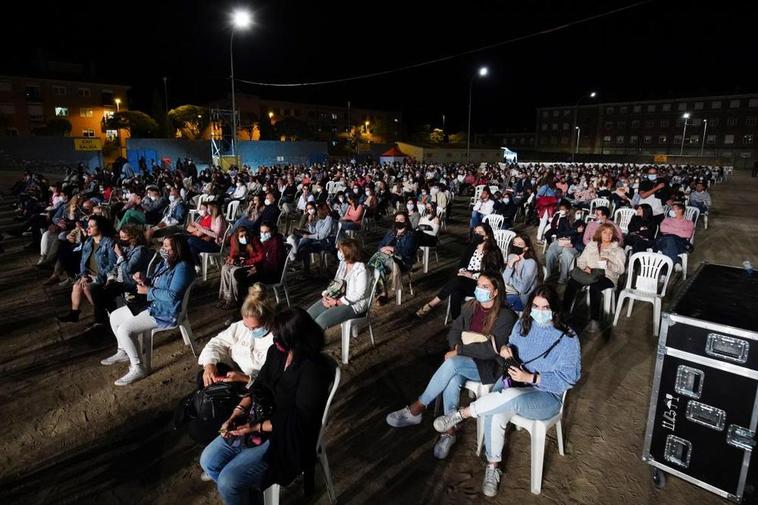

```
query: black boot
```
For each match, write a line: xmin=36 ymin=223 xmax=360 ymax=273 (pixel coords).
xmin=57 ymin=310 xmax=80 ymax=323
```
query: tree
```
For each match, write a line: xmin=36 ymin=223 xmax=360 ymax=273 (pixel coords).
xmin=105 ymin=111 xmax=161 ymax=138
xmin=274 ymin=117 xmax=313 ymax=141
xmin=46 ymin=117 xmax=72 ymax=136
xmin=168 ymin=105 xmax=209 ymax=140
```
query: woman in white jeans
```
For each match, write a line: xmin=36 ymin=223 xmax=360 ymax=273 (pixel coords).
xmin=102 ymin=235 xmax=196 ymax=386
xmin=432 ymin=286 xmax=581 ymax=497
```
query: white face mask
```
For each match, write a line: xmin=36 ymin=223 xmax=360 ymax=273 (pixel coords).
xmin=264 ymin=199 xmax=272 ymax=206
xmin=669 ymin=210 xmax=677 ymax=218
xmin=307 ymin=208 xmax=316 ymax=215
xmin=337 ymin=250 xmax=345 ymax=262
xmin=406 ymin=204 xmax=415 ymax=211
xmin=198 ymin=208 xmax=207 ymax=216
xmin=238 ymin=236 xmax=248 ymax=245
xmin=169 ymin=195 xmax=177 ymax=203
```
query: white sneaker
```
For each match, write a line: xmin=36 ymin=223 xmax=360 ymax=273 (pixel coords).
xmin=482 ymin=464 xmax=502 ymax=497
xmin=200 ymin=471 xmax=213 ymax=482
xmin=100 ymin=349 xmax=129 ymax=365
xmin=433 ymin=410 xmax=465 ymax=433
xmin=674 ymin=263 xmax=683 ymax=273
xmin=433 ymin=434 xmax=457 ymax=459
xmin=36 ymin=256 xmax=45 ymax=265
xmin=386 ymin=407 xmax=422 ymax=428
xmin=114 ymin=364 xmax=147 ymax=386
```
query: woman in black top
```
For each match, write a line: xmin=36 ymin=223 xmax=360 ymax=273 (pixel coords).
xmin=626 ymin=203 xmax=657 ymax=254
xmin=416 ymin=222 xmax=504 ymax=321
xmin=200 ymin=307 xmax=333 ymax=505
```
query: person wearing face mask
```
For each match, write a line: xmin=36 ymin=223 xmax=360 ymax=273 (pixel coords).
xmin=431 ymin=286 xmax=580 ymax=498
xmin=654 ymin=202 xmax=694 ymax=271
xmin=200 ymin=283 xmax=276 ymax=391
xmin=145 ymin=187 xmax=188 ymax=242
xmin=306 ymin=238 xmax=370 ymax=330
xmin=338 ymin=192 xmax=365 ymax=236
xmin=116 ymin=191 xmax=147 ymax=230
xmin=102 ymin=234 xmax=196 ymax=386
xmin=429 ymin=184 xmax=448 ymax=213
xmin=492 ymin=190 xmax=517 ymax=227
xmin=502 ymin=234 xmax=541 ymax=311
xmin=387 ymin=273 xmax=517 ymax=459
xmin=187 ymin=199 xmax=228 ymax=267
xmin=331 ymin=190 xmax=349 ymax=217
xmin=141 ymin=185 xmax=169 ymax=225
xmin=637 ymin=167 xmax=669 ymax=224
xmin=370 ymin=211 xmax=418 ymax=305
xmin=244 ymin=221 xmax=287 ymax=286
xmin=226 ymin=178 xmax=249 ymax=206
xmin=416 ymin=223 xmax=504 ymax=320
xmin=288 ymin=203 xmax=335 ymax=274
xmin=218 ymin=227 xmax=265 ymax=309
xmin=545 ymin=202 xmax=584 ymax=283
xmin=405 ymin=199 xmax=421 ymax=229
xmin=296 ymin=185 xmax=316 ymax=214
xmin=416 ymin=201 xmax=441 ymax=247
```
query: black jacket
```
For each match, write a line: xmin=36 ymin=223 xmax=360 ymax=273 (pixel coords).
xmin=249 ymin=347 xmax=334 ymax=486
xmin=458 ymin=242 xmax=505 ymax=274
xmin=448 ymin=301 xmax=518 ymax=384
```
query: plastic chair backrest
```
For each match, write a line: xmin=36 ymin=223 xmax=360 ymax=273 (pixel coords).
xmin=494 ymin=229 xmax=517 ymax=258
xmin=146 ymin=251 xmax=160 ymax=277
xmin=278 ymin=243 xmax=294 ymax=284
xmin=489 ymin=185 xmax=500 ymax=195
xmin=225 ymin=200 xmax=240 ymax=221
xmin=196 ymin=194 xmax=211 ymax=210
xmin=178 ymin=279 xmax=196 ymax=323
xmin=217 ymin=223 xmax=232 ymax=257
xmin=626 ymin=252 xmax=673 ymax=297
xmin=614 ymin=208 xmax=636 ymax=234
xmin=685 ymin=205 xmax=700 ymax=227
xmin=417 ymin=205 xmax=427 ymax=218
xmin=473 ymin=185 xmax=486 ymax=201
xmin=483 ymin=214 xmax=505 ymax=231
xmin=316 ymin=358 xmax=342 ymax=452
xmin=590 ymin=198 xmax=610 ymax=214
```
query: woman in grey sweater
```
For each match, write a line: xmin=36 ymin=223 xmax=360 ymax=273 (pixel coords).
xmin=501 ymin=233 xmax=541 ymax=311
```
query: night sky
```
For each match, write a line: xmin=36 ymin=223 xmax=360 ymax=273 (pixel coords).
xmin=2 ymin=0 xmax=757 ymax=134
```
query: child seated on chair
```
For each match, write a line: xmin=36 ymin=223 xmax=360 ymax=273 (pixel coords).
xmin=386 ymin=273 xmax=517 ymax=459
xmin=432 ymin=286 xmax=580 ymax=498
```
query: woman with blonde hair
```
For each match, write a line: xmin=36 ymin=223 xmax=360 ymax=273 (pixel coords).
xmin=198 ymin=283 xmax=276 ymax=389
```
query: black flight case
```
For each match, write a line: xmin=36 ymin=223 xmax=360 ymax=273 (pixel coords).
xmin=642 ymin=263 xmax=758 ymax=502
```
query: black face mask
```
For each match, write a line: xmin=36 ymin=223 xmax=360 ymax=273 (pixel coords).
xmin=472 ymin=234 xmax=485 ymax=244
xmin=394 ymin=221 xmax=407 ymax=230
xmin=120 ymin=240 xmax=131 ymax=249
xmin=511 ymin=245 xmax=524 ymax=255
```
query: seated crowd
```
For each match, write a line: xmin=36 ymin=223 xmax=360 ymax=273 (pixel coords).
xmin=4 ymin=158 xmax=722 ymax=502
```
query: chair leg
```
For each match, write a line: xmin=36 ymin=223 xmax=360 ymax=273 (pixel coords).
xmin=626 ymin=298 xmax=635 ymax=318
xmin=263 ymin=484 xmax=280 ymax=505
xmin=613 ymin=293 xmax=625 ymax=327
xmin=476 ymin=416 xmax=484 ymax=456
xmin=273 ymin=287 xmax=280 ymax=304
xmin=340 ymin=322 xmax=350 ymax=365
xmin=681 ymin=255 xmax=688 ymax=280
xmin=530 ymin=424 xmax=547 ymax=495
xmin=444 ymin=297 xmax=451 ymax=325
xmin=396 ymin=287 xmax=402 ymax=305
xmin=180 ymin=321 xmax=198 ymax=357
xmin=556 ymin=420 xmax=565 ymax=456
xmin=139 ymin=331 xmax=153 ymax=373
xmin=202 ymin=255 xmax=208 ymax=282
xmin=423 ymin=248 xmax=430 ymax=274
xmin=284 ymin=286 xmax=290 ymax=307
xmin=367 ymin=317 xmax=375 ymax=346
xmin=319 ymin=448 xmax=337 ymax=505
xmin=653 ymin=298 xmax=661 ymax=337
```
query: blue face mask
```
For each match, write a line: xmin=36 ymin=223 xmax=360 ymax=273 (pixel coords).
xmin=260 ymin=232 xmax=271 ymax=242
xmin=530 ymin=309 xmax=553 ymax=326
xmin=648 ymin=174 xmax=657 ymax=181
xmin=474 ymin=287 xmax=493 ymax=303
xmin=249 ymin=327 xmax=268 ymax=339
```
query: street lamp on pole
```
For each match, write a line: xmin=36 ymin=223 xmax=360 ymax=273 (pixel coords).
xmin=230 ymin=8 xmax=252 ymax=157
xmin=114 ymin=98 xmax=121 ymax=112
xmin=680 ymin=112 xmax=690 ymax=156
xmin=571 ymin=91 xmax=597 ymax=162
xmin=575 ymin=126 xmax=581 ymax=156
xmin=701 ymin=119 xmax=708 ymax=156
xmin=467 ymin=66 xmax=488 ymax=160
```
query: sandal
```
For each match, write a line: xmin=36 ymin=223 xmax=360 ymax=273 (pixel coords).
xmin=415 ymin=303 xmax=434 ymax=318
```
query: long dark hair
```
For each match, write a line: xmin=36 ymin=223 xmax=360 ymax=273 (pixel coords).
xmin=164 ymin=234 xmax=194 ymax=266
xmin=514 ymin=233 xmax=543 ymax=282
xmin=271 ymin=306 xmax=325 ymax=359
xmin=474 ymin=222 xmax=498 ymax=257
xmin=463 ymin=271 xmax=505 ymax=335
xmin=519 ymin=285 xmax=573 ymax=337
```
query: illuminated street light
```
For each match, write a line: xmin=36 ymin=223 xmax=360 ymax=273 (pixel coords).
xmin=229 ymin=8 xmax=253 ymax=156
xmin=467 ymin=66 xmax=489 ymax=159
xmin=114 ymin=98 xmax=121 ymax=112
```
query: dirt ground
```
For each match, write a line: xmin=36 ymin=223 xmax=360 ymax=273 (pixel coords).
xmin=1 ymin=169 xmax=757 ymax=505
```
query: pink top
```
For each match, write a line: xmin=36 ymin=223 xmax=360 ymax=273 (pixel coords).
xmin=343 ymin=204 xmax=365 ymax=223
xmin=660 ymin=217 xmax=694 ymax=240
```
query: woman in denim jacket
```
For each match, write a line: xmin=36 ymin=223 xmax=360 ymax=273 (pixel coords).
xmin=101 ymin=234 xmax=196 ymax=386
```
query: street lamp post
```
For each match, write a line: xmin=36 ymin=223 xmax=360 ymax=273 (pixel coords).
xmin=230 ymin=9 xmax=252 ymax=157
xmin=680 ymin=112 xmax=690 ymax=156
xmin=571 ymin=91 xmax=596 ymax=162
xmin=701 ymin=119 xmax=708 ymax=156
xmin=114 ymin=98 xmax=121 ymax=112
xmin=575 ymin=126 xmax=581 ymax=156
xmin=466 ymin=66 xmax=488 ymax=161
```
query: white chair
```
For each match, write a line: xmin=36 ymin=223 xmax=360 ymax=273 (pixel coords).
xmin=138 ymin=280 xmax=198 ymax=373
xmin=482 ymin=214 xmax=505 ymax=231
xmin=198 ymin=224 xmax=231 ymax=282
xmin=613 ymin=252 xmax=673 ymax=336
xmin=395 ymin=266 xmax=414 ymax=306
xmin=489 ymin=185 xmax=500 ymax=196
xmin=417 ymin=243 xmax=440 ymax=274
xmin=417 ymin=205 xmax=428 ymax=218
xmin=267 ymin=244 xmax=293 ymax=306
xmin=589 ymin=198 xmax=610 ymax=215
xmin=470 ymin=184 xmax=486 ymax=208
xmin=613 ymin=207 xmax=636 ymax=234
xmin=684 ymin=205 xmax=701 ymax=229
xmin=225 ymin=199 xmax=241 ymax=221
xmin=444 ymin=296 xmax=474 ymax=326
xmin=339 ymin=270 xmax=379 ymax=364
xmin=264 ymin=360 xmax=341 ymax=505
xmin=188 ymin=194 xmax=212 ymax=221
xmin=507 ymin=391 xmax=568 ymax=495
xmin=570 ymin=284 xmax=616 ymax=324
xmin=493 ymin=229 xmax=517 ymax=260
xmin=434 ymin=380 xmax=492 ymax=455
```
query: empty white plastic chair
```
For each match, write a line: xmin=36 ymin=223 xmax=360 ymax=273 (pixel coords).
xmin=613 ymin=207 xmax=636 ymax=234
xmin=224 ymin=200 xmax=241 ymax=221
xmin=613 ymin=252 xmax=673 ymax=336
xmin=138 ymin=280 xmax=198 ymax=373
xmin=264 ymin=361 xmax=341 ymax=505
xmin=470 ymin=184 xmax=486 ymax=207
xmin=417 ymin=245 xmax=439 ymax=274
xmin=267 ymin=244 xmax=293 ymax=306
xmin=339 ymin=270 xmax=379 ymax=364
xmin=482 ymin=214 xmax=505 ymax=231
xmin=508 ymin=391 xmax=567 ymax=495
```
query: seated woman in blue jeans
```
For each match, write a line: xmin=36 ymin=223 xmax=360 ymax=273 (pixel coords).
xmin=432 ymin=285 xmax=581 ymax=498
xmin=200 ymin=307 xmax=334 ymax=505
xmin=385 ymin=273 xmax=518 ymax=459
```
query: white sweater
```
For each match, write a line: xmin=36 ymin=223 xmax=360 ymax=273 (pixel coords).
xmin=198 ymin=321 xmax=274 ymax=384
xmin=334 ymin=261 xmax=371 ymax=314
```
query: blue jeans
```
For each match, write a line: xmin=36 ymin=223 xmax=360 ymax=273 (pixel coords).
xmin=655 ymin=234 xmax=690 ymax=264
xmin=470 ymin=384 xmax=562 ymax=462
xmin=200 ymin=436 xmax=272 ymax=505
xmin=307 ymin=300 xmax=360 ymax=330
xmin=469 ymin=211 xmax=484 ymax=229
xmin=418 ymin=356 xmax=483 ymax=415
xmin=506 ymin=294 xmax=524 ymax=312
xmin=188 ymin=237 xmax=221 ymax=265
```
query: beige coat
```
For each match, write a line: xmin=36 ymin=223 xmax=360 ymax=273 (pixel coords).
xmin=576 ymin=241 xmax=626 ymax=286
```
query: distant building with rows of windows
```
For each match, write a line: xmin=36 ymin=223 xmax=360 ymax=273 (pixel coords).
xmin=535 ymin=93 xmax=758 ymax=164
xmin=0 ymin=74 xmax=129 ymax=142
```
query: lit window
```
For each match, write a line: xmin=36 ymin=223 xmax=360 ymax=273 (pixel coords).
xmin=55 ymin=107 xmax=69 ymax=117
xmin=82 ymin=129 xmax=96 ymax=138
xmin=80 ymin=108 xmax=94 ymax=118
xmin=105 ymin=129 xmax=118 ymax=141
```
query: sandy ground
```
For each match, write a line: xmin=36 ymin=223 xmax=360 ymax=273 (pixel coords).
xmin=1 ymin=169 xmax=757 ymax=505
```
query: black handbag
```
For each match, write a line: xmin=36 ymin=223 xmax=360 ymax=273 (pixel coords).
xmin=570 ymin=266 xmax=605 ymax=285
xmin=173 ymin=382 xmax=247 ymax=444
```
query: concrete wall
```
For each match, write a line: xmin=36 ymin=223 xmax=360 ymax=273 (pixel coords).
xmin=396 ymin=142 xmax=503 ymax=163
xmin=0 ymin=136 xmax=101 ymax=172
xmin=126 ymin=138 xmax=210 ymax=165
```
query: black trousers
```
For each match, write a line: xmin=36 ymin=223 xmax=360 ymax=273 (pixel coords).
xmin=90 ymin=282 xmax=126 ymax=324
xmin=437 ymin=275 xmax=478 ymax=320
xmin=563 ymin=277 xmax=615 ymax=321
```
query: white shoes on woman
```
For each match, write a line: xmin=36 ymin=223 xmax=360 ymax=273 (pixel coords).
xmin=114 ymin=365 xmax=147 ymax=386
